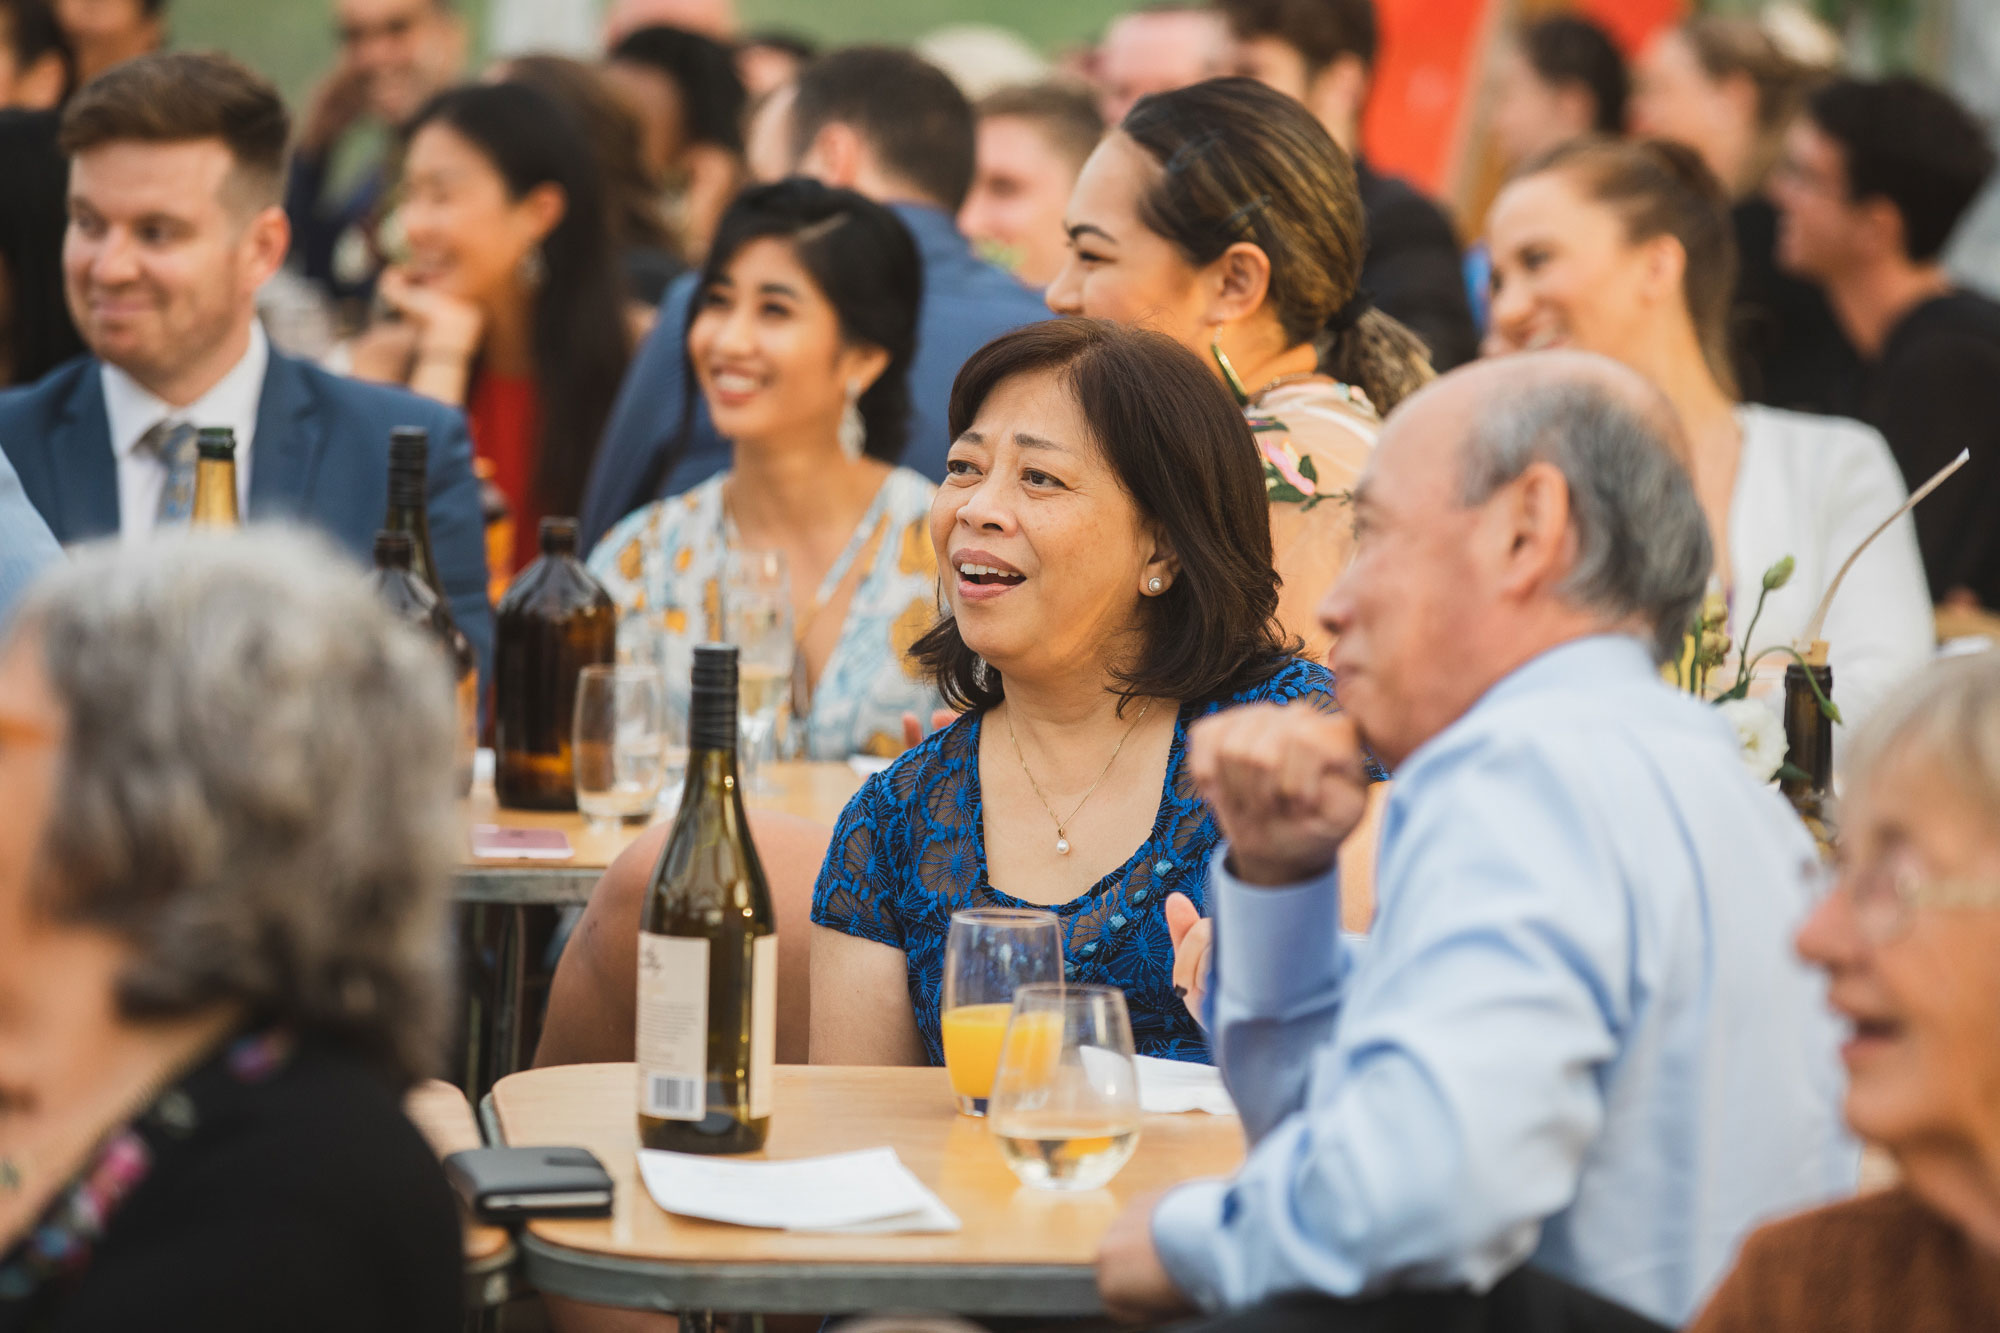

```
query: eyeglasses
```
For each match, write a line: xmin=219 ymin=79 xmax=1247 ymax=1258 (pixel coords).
xmin=1826 ymin=861 xmax=2000 ymax=943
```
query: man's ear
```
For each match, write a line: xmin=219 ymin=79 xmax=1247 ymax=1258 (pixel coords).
xmin=1854 ymin=196 xmax=1910 ymax=264
xmin=799 ymin=122 xmax=865 ymax=190
xmin=1490 ymin=460 xmax=1576 ymax=599
xmin=241 ymin=205 xmax=291 ymax=291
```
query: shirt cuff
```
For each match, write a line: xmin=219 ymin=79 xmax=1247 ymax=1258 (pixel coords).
xmin=1150 ymin=1179 xmax=1233 ymax=1312
xmin=1212 ymin=844 xmax=1344 ymax=1015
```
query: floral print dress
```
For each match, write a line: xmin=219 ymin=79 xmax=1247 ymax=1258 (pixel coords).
xmin=1246 ymin=376 xmax=1380 ymax=665
xmin=588 ymin=467 xmax=946 ymax=761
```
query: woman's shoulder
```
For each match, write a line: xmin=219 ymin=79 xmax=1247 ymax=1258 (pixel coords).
xmin=1737 ymin=402 xmax=1896 ymax=467
xmin=1196 ymin=656 xmax=1335 ymax=719
xmin=838 ymin=713 xmax=979 ymax=827
xmin=589 ymin=478 xmax=725 ymax=574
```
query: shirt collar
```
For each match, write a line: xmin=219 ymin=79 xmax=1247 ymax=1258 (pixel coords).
xmin=1475 ymin=633 xmax=1658 ymax=711
xmin=103 ymin=321 xmax=270 ymax=462
xmin=886 ymin=202 xmax=970 ymax=267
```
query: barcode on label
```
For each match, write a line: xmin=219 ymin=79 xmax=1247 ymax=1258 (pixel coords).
xmin=645 ymin=1074 xmax=703 ymax=1121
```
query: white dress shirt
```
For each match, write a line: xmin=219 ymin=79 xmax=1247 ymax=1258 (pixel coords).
xmin=1729 ymin=404 xmax=1935 ymax=743
xmin=103 ymin=322 xmax=269 ymax=540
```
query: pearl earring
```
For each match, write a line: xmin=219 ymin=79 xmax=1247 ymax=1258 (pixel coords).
xmin=1147 ymin=577 xmax=1164 ymax=594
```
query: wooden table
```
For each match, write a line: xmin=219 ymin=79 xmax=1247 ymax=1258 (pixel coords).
xmin=404 ymin=1079 xmax=516 ymax=1310
xmin=489 ymin=1063 xmax=1246 ymax=1317
xmin=454 ymin=760 xmax=865 ymax=905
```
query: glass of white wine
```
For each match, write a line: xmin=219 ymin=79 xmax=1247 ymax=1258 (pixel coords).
xmin=573 ymin=664 xmax=669 ymax=834
xmin=722 ymin=549 xmax=794 ymax=791
xmin=987 ymin=983 xmax=1142 ymax=1191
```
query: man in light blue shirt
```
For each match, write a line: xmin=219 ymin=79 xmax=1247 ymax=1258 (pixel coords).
xmin=1097 ymin=352 xmax=1854 ymax=1327
xmin=0 ymin=446 xmax=58 ymax=624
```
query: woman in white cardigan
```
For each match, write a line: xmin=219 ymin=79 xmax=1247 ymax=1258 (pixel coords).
xmin=1485 ymin=135 xmax=1932 ymax=737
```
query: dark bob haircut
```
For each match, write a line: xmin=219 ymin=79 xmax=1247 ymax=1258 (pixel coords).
xmin=913 ymin=319 xmax=1292 ymax=713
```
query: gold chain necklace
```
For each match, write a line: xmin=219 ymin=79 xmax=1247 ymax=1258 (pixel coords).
xmin=1004 ymin=700 xmax=1154 ymax=856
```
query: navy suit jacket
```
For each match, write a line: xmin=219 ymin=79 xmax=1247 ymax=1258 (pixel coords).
xmin=578 ymin=202 xmax=1048 ymax=549
xmin=0 ymin=349 xmax=494 ymax=675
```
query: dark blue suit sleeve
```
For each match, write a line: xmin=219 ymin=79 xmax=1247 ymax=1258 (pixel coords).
xmin=423 ymin=409 xmax=494 ymax=685
xmin=580 ymin=275 xmax=697 ymax=549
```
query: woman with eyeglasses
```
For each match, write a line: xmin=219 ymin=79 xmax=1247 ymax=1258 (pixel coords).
xmin=1690 ymin=652 xmax=2000 ymax=1331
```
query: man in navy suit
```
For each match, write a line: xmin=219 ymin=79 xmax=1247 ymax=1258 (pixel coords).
xmin=0 ymin=51 xmax=492 ymax=668
xmin=579 ymin=46 xmax=1048 ymax=549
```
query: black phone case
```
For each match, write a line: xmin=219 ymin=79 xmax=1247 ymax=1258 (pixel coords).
xmin=443 ymin=1146 xmax=614 ymax=1221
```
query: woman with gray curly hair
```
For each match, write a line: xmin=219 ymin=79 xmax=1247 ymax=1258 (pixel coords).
xmin=0 ymin=529 xmax=463 ymax=1330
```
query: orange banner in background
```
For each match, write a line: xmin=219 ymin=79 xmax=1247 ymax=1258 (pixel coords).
xmin=1362 ymin=0 xmax=1686 ymax=204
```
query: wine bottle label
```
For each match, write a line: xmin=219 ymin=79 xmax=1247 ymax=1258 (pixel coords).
xmin=636 ymin=932 xmax=709 ymax=1122
xmin=750 ymin=933 xmax=778 ymax=1120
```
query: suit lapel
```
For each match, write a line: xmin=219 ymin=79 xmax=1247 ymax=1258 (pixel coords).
xmin=246 ymin=352 xmax=327 ymax=519
xmin=52 ymin=365 xmax=120 ymax=540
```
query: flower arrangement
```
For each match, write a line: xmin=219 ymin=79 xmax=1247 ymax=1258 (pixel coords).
xmin=1671 ymin=555 xmax=1840 ymax=783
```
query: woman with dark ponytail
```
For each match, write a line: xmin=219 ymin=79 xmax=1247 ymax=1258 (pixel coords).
xmin=1045 ymin=76 xmax=1432 ymax=661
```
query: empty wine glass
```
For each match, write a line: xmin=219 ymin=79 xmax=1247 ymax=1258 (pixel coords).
xmin=988 ymin=984 xmax=1142 ymax=1191
xmin=573 ymin=664 xmax=668 ymax=834
xmin=722 ymin=549 xmax=794 ymax=790
xmin=940 ymin=909 xmax=1063 ymax=1117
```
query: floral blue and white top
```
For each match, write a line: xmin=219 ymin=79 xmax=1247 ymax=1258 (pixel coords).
xmin=811 ymin=657 xmax=1339 ymax=1064
xmin=588 ymin=468 xmax=946 ymax=760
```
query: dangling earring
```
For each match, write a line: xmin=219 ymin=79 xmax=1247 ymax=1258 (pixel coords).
xmin=972 ymin=655 xmax=993 ymax=690
xmin=518 ymin=245 xmax=547 ymax=290
xmin=1211 ymin=335 xmax=1250 ymax=407
xmin=838 ymin=383 xmax=866 ymax=460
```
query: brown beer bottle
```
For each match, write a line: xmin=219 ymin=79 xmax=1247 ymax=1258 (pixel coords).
xmin=637 ymin=644 xmax=778 ymax=1154
xmin=381 ymin=427 xmax=478 ymax=793
xmin=189 ymin=428 xmax=240 ymax=528
xmin=494 ymin=517 xmax=615 ymax=809
xmin=1780 ymin=661 xmax=1837 ymax=860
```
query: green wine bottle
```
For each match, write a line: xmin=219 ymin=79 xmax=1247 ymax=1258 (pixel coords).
xmin=637 ymin=643 xmax=778 ymax=1153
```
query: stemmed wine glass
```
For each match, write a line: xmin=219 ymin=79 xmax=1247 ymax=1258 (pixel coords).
xmin=722 ymin=549 xmax=795 ymax=789
xmin=940 ymin=909 xmax=1063 ymax=1116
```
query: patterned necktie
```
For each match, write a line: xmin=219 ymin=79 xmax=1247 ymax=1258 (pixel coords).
xmin=141 ymin=420 xmax=199 ymax=525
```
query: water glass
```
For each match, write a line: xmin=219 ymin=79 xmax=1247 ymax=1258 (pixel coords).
xmin=988 ymin=984 xmax=1142 ymax=1191
xmin=617 ymin=608 xmax=692 ymax=793
xmin=722 ymin=549 xmax=795 ymax=788
xmin=940 ymin=908 xmax=1062 ymax=1116
xmin=572 ymin=664 xmax=668 ymax=834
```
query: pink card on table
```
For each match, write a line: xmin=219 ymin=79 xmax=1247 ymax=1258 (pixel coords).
xmin=470 ymin=825 xmax=574 ymax=860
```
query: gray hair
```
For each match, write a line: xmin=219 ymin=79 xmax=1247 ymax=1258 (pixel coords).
xmin=10 ymin=528 xmax=458 ymax=1085
xmin=1458 ymin=378 xmax=1712 ymax=664
xmin=1845 ymin=652 xmax=2000 ymax=816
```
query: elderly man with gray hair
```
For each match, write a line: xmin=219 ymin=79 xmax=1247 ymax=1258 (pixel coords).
xmin=0 ymin=529 xmax=463 ymax=1325
xmin=1096 ymin=352 xmax=1854 ymax=1329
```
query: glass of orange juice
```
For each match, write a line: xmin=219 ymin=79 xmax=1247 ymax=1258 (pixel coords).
xmin=941 ymin=908 xmax=1062 ymax=1116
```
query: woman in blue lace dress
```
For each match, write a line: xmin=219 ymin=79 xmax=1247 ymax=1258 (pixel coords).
xmin=810 ymin=319 xmax=1349 ymax=1065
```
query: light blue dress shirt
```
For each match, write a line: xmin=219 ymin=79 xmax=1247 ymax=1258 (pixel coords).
xmin=0 ymin=445 xmax=58 ymax=626
xmin=1152 ymin=634 xmax=1855 ymax=1327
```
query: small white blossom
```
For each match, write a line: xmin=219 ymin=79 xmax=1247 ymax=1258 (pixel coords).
xmin=1716 ymin=696 xmax=1788 ymax=784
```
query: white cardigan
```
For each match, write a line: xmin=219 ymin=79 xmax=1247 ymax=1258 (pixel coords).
xmin=1729 ymin=404 xmax=1934 ymax=743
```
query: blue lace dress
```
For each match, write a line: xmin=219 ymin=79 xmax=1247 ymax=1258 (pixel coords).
xmin=811 ymin=657 xmax=1337 ymax=1064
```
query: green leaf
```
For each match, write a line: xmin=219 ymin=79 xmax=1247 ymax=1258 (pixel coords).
xmin=1297 ymin=455 xmax=1321 ymax=484
xmin=1266 ymin=481 xmax=1311 ymax=505
xmin=1776 ymin=762 xmax=1812 ymax=785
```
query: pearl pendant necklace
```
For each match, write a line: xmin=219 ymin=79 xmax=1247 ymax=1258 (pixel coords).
xmin=1005 ymin=700 xmax=1154 ymax=859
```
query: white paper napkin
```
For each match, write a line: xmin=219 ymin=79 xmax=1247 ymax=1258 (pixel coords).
xmin=1136 ymin=1054 xmax=1237 ymax=1116
xmin=636 ymin=1146 xmax=961 ymax=1233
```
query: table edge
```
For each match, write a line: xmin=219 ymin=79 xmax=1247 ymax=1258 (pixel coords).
xmin=517 ymin=1231 xmax=1102 ymax=1316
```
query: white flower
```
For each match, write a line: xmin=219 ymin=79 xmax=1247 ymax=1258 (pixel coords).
xmin=1716 ymin=696 xmax=1788 ymax=784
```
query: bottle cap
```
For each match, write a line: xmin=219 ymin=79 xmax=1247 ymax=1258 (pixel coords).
xmin=540 ymin=516 xmax=579 ymax=556
xmin=389 ymin=425 xmax=428 ymax=472
xmin=373 ymin=529 xmax=414 ymax=569
xmin=196 ymin=427 xmax=236 ymax=461
xmin=689 ymin=643 xmax=740 ymax=752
